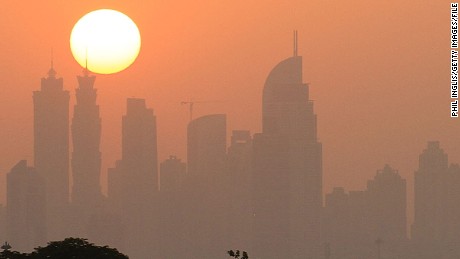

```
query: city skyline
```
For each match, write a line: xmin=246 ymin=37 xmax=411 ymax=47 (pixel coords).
xmin=0 ymin=2 xmax=454 ymax=211
xmin=0 ymin=1 xmax=456 ymax=258
xmin=3 ymin=49 xmax=458 ymax=257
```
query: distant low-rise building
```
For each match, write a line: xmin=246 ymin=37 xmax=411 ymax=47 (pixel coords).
xmin=7 ymin=160 xmax=46 ymax=252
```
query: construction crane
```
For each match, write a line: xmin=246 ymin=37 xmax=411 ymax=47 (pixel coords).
xmin=180 ymin=100 xmax=221 ymax=122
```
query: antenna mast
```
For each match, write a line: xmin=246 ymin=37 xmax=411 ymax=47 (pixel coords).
xmin=293 ymin=30 xmax=298 ymax=57
xmin=51 ymin=47 xmax=54 ymax=69
xmin=84 ymin=47 xmax=89 ymax=76
xmin=47 ymin=47 xmax=56 ymax=78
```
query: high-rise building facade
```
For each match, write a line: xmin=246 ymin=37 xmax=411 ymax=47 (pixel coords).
xmin=158 ymin=155 xmax=186 ymax=258
xmin=226 ymin=130 xmax=253 ymax=252
xmin=33 ymin=64 xmax=69 ymax=239
xmin=6 ymin=160 xmax=46 ymax=252
xmin=121 ymin=98 xmax=158 ymax=200
xmin=366 ymin=164 xmax=407 ymax=258
xmin=187 ymin=114 xmax=227 ymax=178
xmin=252 ymin=32 xmax=322 ymax=258
xmin=323 ymin=165 xmax=407 ymax=259
xmin=107 ymin=99 xmax=159 ymax=203
xmin=107 ymin=98 xmax=159 ymax=259
xmin=412 ymin=141 xmax=448 ymax=247
xmin=412 ymin=141 xmax=460 ymax=258
xmin=367 ymin=164 xmax=407 ymax=242
xmin=183 ymin=114 xmax=227 ymax=259
xmin=160 ymin=155 xmax=186 ymax=192
xmin=71 ymin=69 xmax=102 ymax=209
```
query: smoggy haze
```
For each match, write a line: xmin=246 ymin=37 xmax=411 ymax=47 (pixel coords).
xmin=0 ymin=0 xmax=456 ymax=228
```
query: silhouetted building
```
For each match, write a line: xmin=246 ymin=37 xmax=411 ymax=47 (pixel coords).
xmin=0 ymin=204 xmax=5 ymax=244
xmin=367 ymin=165 xmax=406 ymax=239
xmin=71 ymin=69 xmax=102 ymax=209
xmin=33 ymin=63 xmax=69 ymax=240
xmin=121 ymin=98 xmax=158 ymax=200
xmin=440 ymin=163 xmax=460 ymax=257
xmin=158 ymin=155 xmax=186 ymax=258
xmin=108 ymin=98 xmax=159 ymax=259
xmin=226 ymin=130 xmax=253 ymax=253
xmin=366 ymin=164 xmax=407 ymax=258
xmin=107 ymin=160 xmax=123 ymax=210
xmin=323 ymin=166 xmax=407 ymax=259
xmin=323 ymin=187 xmax=353 ymax=258
xmin=160 ymin=155 xmax=186 ymax=192
xmin=412 ymin=141 xmax=460 ymax=258
xmin=6 ymin=160 xmax=46 ymax=252
xmin=182 ymin=114 xmax=227 ymax=259
xmin=69 ymin=69 xmax=103 ymax=239
xmin=87 ymin=208 xmax=125 ymax=254
xmin=252 ymin=31 xmax=322 ymax=259
xmin=187 ymin=114 xmax=227 ymax=178
xmin=412 ymin=141 xmax=447 ymax=258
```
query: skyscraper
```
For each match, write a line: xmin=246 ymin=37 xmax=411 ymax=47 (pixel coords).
xmin=107 ymin=98 xmax=158 ymax=259
xmin=323 ymin=165 xmax=408 ymax=259
xmin=366 ymin=164 xmax=407 ymax=258
xmin=6 ymin=160 xmax=46 ymax=252
xmin=183 ymin=114 xmax=227 ymax=259
xmin=252 ymin=31 xmax=322 ymax=258
xmin=0 ymin=204 xmax=5 ymax=246
xmin=107 ymin=98 xmax=158 ymax=212
xmin=412 ymin=141 xmax=448 ymax=245
xmin=367 ymin=164 xmax=407 ymax=242
xmin=323 ymin=187 xmax=352 ymax=258
xmin=226 ymin=130 xmax=253 ymax=252
xmin=187 ymin=114 xmax=227 ymax=178
xmin=441 ymin=163 xmax=460 ymax=257
xmin=160 ymin=155 xmax=186 ymax=192
xmin=71 ymin=69 xmax=102 ymax=210
xmin=121 ymin=98 xmax=158 ymax=200
xmin=33 ymin=63 xmax=69 ymax=239
xmin=412 ymin=142 xmax=460 ymax=258
xmin=159 ymin=155 xmax=186 ymax=258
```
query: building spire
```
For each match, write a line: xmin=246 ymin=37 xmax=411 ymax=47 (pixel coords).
xmin=51 ymin=47 xmax=54 ymax=70
xmin=83 ymin=47 xmax=89 ymax=77
xmin=47 ymin=47 xmax=56 ymax=78
xmin=293 ymin=30 xmax=298 ymax=57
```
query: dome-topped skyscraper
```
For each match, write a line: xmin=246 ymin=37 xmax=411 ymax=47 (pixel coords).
xmin=253 ymin=31 xmax=322 ymax=259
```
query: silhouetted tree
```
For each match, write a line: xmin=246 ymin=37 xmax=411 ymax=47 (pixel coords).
xmin=227 ymin=249 xmax=249 ymax=259
xmin=29 ymin=238 xmax=127 ymax=259
xmin=0 ymin=250 xmax=28 ymax=259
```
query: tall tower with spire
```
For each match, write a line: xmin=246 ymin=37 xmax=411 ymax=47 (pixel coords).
xmin=252 ymin=31 xmax=322 ymax=259
xmin=33 ymin=57 xmax=70 ymax=240
xmin=71 ymin=67 xmax=102 ymax=216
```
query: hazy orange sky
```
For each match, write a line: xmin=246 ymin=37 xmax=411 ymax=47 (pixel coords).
xmin=0 ymin=1 xmax=456 ymax=225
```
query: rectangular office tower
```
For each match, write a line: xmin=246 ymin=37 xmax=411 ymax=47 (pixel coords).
xmin=182 ymin=114 xmax=227 ymax=259
xmin=107 ymin=98 xmax=158 ymax=259
xmin=7 ymin=160 xmax=46 ymax=252
xmin=412 ymin=141 xmax=460 ymax=258
xmin=107 ymin=98 xmax=158 ymax=209
xmin=33 ymin=65 xmax=69 ymax=240
xmin=122 ymin=98 xmax=158 ymax=199
xmin=252 ymin=32 xmax=322 ymax=259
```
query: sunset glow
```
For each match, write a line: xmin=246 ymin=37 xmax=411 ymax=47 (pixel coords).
xmin=70 ymin=9 xmax=141 ymax=74
xmin=0 ymin=1 xmax=456 ymax=258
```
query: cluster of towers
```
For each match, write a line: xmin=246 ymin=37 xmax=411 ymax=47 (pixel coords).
xmin=0 ymin=35 xmax=459 ymax=259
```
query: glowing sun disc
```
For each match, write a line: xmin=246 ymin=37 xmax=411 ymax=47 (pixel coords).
xmin=70 ymin=9 xmax=141 ymax=74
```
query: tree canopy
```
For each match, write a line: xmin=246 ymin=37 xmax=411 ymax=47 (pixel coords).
xmin=227 ymin=249 xmax=249 ymax=259
xmin=0 ymin=238 xmax=128 ymax=259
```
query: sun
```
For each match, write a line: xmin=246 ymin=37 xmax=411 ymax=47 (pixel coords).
xmin=70 ymin=9 xmax=141 ymax=74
